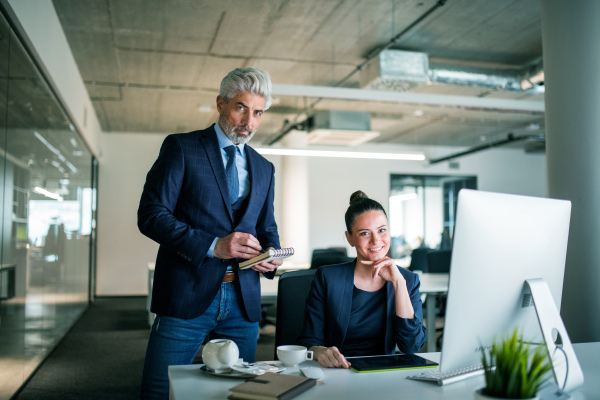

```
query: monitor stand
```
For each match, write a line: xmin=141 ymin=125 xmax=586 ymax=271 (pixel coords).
xmin=525 ymin=278 xmax=584 ymax=392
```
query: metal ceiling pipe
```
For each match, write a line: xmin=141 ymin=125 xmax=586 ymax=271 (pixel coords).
xmin=429 ymin=61 xmax=544 ymax=92
xmin=428 ymin=133 xmax=530 ymax=164
xmin=266 ymin=0 xmax=449 ymax=145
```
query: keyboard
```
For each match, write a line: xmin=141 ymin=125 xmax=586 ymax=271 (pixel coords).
xmin=406 ymin=364 xmax=484 ymax=386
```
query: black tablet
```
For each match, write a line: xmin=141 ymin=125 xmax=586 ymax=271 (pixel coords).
xmin=347 ymin=354 xmax=438 ymax=373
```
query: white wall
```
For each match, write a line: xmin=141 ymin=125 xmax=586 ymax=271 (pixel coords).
xmin=96 ymin=132 xmax=546 ymax=295
xmin=96 ymin=133 xmax=164 ymax=295
xmin=305 ymin=147 xmax=547 ymax=258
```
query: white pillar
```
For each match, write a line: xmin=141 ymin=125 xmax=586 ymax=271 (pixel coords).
xmin=280 ymin=131 xmax=310 ymax=264
xmin=542 ymin=0 xmax=600 ymax=342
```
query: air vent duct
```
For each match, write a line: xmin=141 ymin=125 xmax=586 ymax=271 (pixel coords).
xmin=306 ymin=110 xmax=380 ymax=146
xmin=360 ymin=50 xmax=429 ymax=92
xmin=360 ymin=49 xmax=544 ymax=93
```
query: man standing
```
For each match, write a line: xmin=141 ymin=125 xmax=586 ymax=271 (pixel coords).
xmin=138 ymin=68 xmax=282 ymax=399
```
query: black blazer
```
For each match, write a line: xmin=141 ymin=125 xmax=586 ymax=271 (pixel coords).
xmin=138 ymin=125 xmax=280 ymax=322
xmin=298 ymin=261 xmax=427 ymax=354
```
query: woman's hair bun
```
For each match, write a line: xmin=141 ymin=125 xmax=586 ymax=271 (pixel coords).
xmin=349 ymin=190 xmax=368 ymax=205
xmin=345 ymin=190 xmax=386 ymax=233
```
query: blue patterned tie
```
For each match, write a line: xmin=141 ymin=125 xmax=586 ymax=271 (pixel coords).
xmin=224 ymin=145 xmax=239 ymax=204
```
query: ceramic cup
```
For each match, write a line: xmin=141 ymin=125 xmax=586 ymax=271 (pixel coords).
xmin=201 ymin=339 xmax=239 ymax=373
xmin=277 ymin=345 xmax=314 ymax=367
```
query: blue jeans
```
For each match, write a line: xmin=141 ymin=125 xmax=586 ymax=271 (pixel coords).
xmin=140 ymin=282 xmax=259 ymax=400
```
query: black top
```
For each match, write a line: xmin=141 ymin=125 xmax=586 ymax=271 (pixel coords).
xmin=340 ymin=285 xmax=387 ymax=357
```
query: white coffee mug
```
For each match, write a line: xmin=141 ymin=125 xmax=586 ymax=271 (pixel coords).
xmin=276 ymin=345 xmax=314 ymax=367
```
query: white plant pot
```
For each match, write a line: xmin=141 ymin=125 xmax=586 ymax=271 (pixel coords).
xmin=474 ymin=388 xmax=539 ymax=400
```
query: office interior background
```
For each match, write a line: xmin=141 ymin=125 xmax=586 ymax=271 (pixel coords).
xmin=0 ymin=0 xmax=598 ymax=398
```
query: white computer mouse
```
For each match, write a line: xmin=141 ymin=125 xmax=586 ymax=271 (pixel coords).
xmin=300 ymin=366 xmax=324 ymax=380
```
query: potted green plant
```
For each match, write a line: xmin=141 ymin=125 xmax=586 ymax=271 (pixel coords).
xmin=476 ymin=329 xmax=552 ymax=400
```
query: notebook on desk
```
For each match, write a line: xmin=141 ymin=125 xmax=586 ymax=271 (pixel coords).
xmin=347 ymin=354 xmax=438 ymax=373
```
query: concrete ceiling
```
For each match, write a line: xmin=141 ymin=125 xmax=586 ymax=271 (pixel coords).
xmin=50 ymin=0 xmax=546 ymax=153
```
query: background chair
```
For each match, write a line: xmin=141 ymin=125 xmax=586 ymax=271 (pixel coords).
xmin=425 ymin=249 xmax=452 ymax=350
xmin=426 ymin=249 xmax=452 ymax=274
xmin=408 ymin=247 xmax=430 ymax=272
xmin=310 ymin=247 xmax=352 ymax=269
xmin=274 ymin=269 xmax=317 ymax=359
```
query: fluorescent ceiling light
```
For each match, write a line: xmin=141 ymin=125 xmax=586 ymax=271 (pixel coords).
xmin=33 ymin=187 xmax=63 ymax=202
xmin=34 ymin=131 xmax=78 ymax=173
xmin=255 ymin=148 xmax=425 ymax=161
xmin=390 ymin=192 xmax=418 ymax=202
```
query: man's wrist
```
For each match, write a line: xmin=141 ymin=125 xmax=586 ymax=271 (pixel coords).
xmin=209 ymin=237 xmax=219 ymax=258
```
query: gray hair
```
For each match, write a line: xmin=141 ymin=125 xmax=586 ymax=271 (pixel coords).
xmin=219 ymin=68 xmax=273 ymax=110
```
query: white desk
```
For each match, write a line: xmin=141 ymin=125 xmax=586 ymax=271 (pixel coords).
xmin=418 ymin=273 xmax=449 ymax=351
xmin=260 ymin=272 xmax=449 ymax=352
xmin=168 ymin=342 xmax=600 ymax=400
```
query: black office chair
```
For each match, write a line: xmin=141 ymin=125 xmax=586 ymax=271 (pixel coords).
xmin=425 ymin=249 xmax=452 ymax=349
xmin=273 ymin=269 xmax=317 ymax=359
xmin=408 ymin=247 xmax=430 ymax=272
xmin=310 ymin=247 xmax=352 ymax=269
xmin=427 ymin=249 xmax=452 ymax=274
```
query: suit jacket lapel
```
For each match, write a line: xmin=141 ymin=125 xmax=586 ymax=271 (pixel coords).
xmin=337 ymin=264 xmax=355 ymax=346
xmin=200 ymin=127 xmax=234 ymax=221
xmin=243 ymin=146 xmax=260 ymax=218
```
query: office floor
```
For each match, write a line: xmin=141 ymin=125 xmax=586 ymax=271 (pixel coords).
xmin=0 ymin=294 xmax=87 ymax=400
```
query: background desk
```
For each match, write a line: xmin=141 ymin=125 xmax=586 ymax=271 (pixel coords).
xmin=260 ymin=272 xmax=449 ymax=352
xmin=168 ymin=342 xmax=599 ymax=400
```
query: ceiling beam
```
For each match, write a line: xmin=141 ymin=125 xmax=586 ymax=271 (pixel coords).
xmin=271 ymin=84 xmax=545 ymax=113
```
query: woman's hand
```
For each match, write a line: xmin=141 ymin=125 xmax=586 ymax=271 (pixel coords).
xmin=361 ymin=258 xmax=415 ymax=319
xmin=310 ymin=346 xmax=351 ymax=369
xmin=360 ymin=257 xmax=404 ymax=284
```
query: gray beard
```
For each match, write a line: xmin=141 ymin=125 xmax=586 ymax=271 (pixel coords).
xmin=219 ymin=117 xmax=256 ymax=145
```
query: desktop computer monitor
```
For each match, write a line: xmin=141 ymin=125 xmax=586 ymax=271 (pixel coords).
xmin=439 ymin=189 xmax=572 ymax=375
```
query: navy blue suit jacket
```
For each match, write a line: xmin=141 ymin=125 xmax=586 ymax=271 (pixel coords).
xmin=138 ymin=125 xmax=279 ymax=322
xmin=298 ymin=261 xmax=426 ymax=355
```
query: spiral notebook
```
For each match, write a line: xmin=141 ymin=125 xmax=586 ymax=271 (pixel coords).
xmin=239 ymin=248 xmax=295 ymax=269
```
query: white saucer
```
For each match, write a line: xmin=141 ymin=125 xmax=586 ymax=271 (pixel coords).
xmin=230 ymin=361 xmax=286 ymax=376
xmin=200 ymin=365 xmax=254 ymax=379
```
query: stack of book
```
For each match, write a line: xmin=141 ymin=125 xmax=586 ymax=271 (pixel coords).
xmin=228 ymin=372 xmax=316 ymax=400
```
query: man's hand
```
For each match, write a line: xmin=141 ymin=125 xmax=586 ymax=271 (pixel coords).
xmin=213 ymin=232 xmax=262 ymax=260
xmin=251 ymin=252 xmax=282 ymax=273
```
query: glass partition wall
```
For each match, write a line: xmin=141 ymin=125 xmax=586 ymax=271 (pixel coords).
xmin=389 ymin=174 xmax=476 ymax=262
xmin=0 ymin=10 xmax=95 ymax=399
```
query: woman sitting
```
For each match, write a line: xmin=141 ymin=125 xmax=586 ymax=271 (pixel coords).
xmin=298 ymin=191 xmax=426 ymax=368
